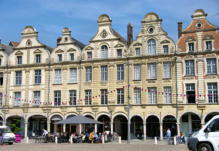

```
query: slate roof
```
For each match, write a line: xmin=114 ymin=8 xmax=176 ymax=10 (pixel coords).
xmin=56 ymin=115 xmax=103 ymax=124
xmin=71 ymin=37 xmax=85 ymax=50
xmin=0 ymin=43 xmax=13 ymax=55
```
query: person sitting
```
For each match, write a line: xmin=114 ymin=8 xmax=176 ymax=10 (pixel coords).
xmin=180 ymin=132 xmax=185 ymax=144
xmin=42 ymin=129 xmax=48 ymax=143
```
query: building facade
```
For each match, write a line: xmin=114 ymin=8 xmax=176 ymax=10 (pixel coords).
xmin=0 ymin=9 xmax=218 ymax=140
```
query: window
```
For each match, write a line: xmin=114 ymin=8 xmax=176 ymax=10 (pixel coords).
xmin=185 ymin=60 xmax=195 ymax=76
xmin=69 ymin=68 xmax=77 ymax=83
xmin=85 ymin=67 xmax=92 ymax=82
xmin=70 ymin=53 xmax=74 ymax=61
xmin=186 ymin=84 xmax=196 ymax=103
xmin=148 ymin=63 xmax=156 ymax=79
xmin=206 ymin=41 xmax=212 ymax=50
xmin=34 ymin=91 xmax=40 ymax=105
xmin=208 ymin=83 xmax=218 ymax=104
xmin=164 ymin=87 xmax=172 ymax=104
xmin=117 ymin=49 xmax=122 ymax=57
xmin=135 ymin=48 xmax=140 ymax=56
xmin=163 ymin=45 xmax=169 ymax=54
xmin=0 ymin=93 xmax=2 ymax=106
xmin=148 ymin=88 xmax=157 ymax=104
xmin=69 ymin=90 xmax=77 ymax=105
xmin=101 ymin=66 xmax=108 ymax=81
xmin=147 ymin=39 xmax=156 ymax=55
xmin=163 ymin=62 xmax=171 ymax=79
xmin=15 ymin=71 xmax=22 ymax=85
xmin=207 ymin=119 xmax=219 ymax=132
xmin=188 ymin=43 xmax=194 ymax=52
xmin=87 ymin=52 xmax=92 ymax=59
xmin=101 ymin=45 xmax=108 ymax=58
xmin=36 ymin=54 xmax=41 ymax=64
xmin=85 ymin=90 xmax=92 ymax=105
xmin=134 ymin=88 xmax=141 ymax=104
xmin=207 ymin=58 xmax=216 ymax=74
xmin=17 ymin=56 xmax=22 ymax=65
xmin=101 ymin=89 xmax=108 ymax=105
xmin=58 ymin=54 xmax=62 ymax=62
xmin=0 ymin=72 xmax=3 ymax=85
xmin=54 ymin=69 xmax=62 ymax=84
xmin=117 ymin=88 xmax=124 ymax=104
xmin=54 ymin=91 xmax=61 ymax=106
xmin=117 ymin=64 xmax=124 ymax=81
xmin=134 ymin=64 xmax=141 ymax=80
xmin=14 ymin=92 xmax=21 ymax=106
xmin=35 ymin=70 xmax=41 ymax=84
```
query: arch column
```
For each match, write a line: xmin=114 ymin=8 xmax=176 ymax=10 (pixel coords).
xmin=47 ymin=121 xmax=51 ymax=133
xmin=188 ymin=113 xmax=192 ymax=135
xmin=177 ymin=122 xmax=180 ymax=136
xmin=110 ymin=120 xmax=113 ymax=134
xmin=143 ymin=120 xmax=146 ymax=141
xmin=24 ymin=121 xmax=28 ymax=138
xmin=160 ymin=122 xmax=163 ymax=140
xmin=63 ymin=124 xmax=66 ymax=132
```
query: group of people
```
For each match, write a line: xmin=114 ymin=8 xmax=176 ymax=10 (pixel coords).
xmin=166 ymin=128 xmax=185 ymax=144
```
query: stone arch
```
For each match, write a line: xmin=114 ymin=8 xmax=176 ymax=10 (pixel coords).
xmin=83 ymin=112 xmax=95 ymax=119
xmin=112 ymin=112 xmax=128 ymax=121
xmin=204 ymin=111 xmax=219 ymax=123
xmin=146 ymin=115 xmax=160 ymax=138
xmin=130 ymin=115 xmax=143 ymax=139
xmin=161 ymin=113 xmax=176 ymax=122
xmin=162 ymin=115 xmax=177 ymax=136
xmin=96 ymin=112 xmax=111 ymax=120
xmin=49 ymin=112 xmax=64 ymax=120
xmin=6 ymin=115 xmax=25 ymax=137
xmin=130 ymin=114 xmax=144 ymax=121
xmin=179 ymin=111 xmax=200 ymax=122
xmin=64 ymin=112 xmax=78 ymax=119
xmin=97 ymin=114 xmax=111 ymax=133
xmin=113 ymin=114 xmax=128 ymax=140
xmin=145 ymin=113 xmax=160 ymax=121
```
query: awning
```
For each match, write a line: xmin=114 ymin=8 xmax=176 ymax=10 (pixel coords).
xmin=56 ymin=115 xmax=103 ymax=124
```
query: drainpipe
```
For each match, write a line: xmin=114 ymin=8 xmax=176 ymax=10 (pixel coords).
xmin=127 ymin=56 xmax=130 ymax=144
xmin=78 ymin=55 xmax=82 ymax=115
xmin=175 ymin=45 xmax=179 ymax=136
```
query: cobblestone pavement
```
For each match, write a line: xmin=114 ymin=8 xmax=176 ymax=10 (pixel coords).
xmin=0 ymin=141 xmax=188 ymax=151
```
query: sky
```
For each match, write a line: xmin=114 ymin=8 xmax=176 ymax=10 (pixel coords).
xmin=0 ymin=0 xmax=219 ymax=48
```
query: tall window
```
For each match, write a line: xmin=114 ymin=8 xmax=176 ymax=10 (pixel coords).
xmin=163 ymin=62 xmax=171 ymax=79
xmin=0 ymin=72 xmax=3 ymax=85
xmin=101 ymin=66 xmax=108 ymax=81
xmin=17 ymin=56 xmax=22 ymax=65
xmin=14 ymin=92 xmax=21 ymax=106
xmin=34 ymin=91 xmax=40 ymax=105
xmin=206 ymin=41 xmax=212 ymax=50
xmin=185 ymin=60 xmax=195 ymax=76
xmin=101 ymin=45 xmax=108 ymax=58
xmin=117 ymin=49 xmax=122 ymax=57
xmin=186 ymin=84 xmax=196 ymax=103
xmin=15 ymin=71 xmax=22 ymax=85
xmin=164 ymin=87 xmax=172 ymax=104
xmin=85 ymin=67 xmax=92 ymax=82
xmin=188 ymin=42 xmax=194 ymax=52
xmin=147 ymin=39 xmax=156 ymax=55
xmin=87 ymin=52 xmax=92 ymax=59
xmin=54 ymin=91 xmax=61 ymax=106
xmin=54 ymin=69 xmax=62 ymax=84
xmin=69 ymin=68 xmax=77 ymax=83
xmin=69 ymin=90 xmax=77 ymax=105
xmin=148 ymin=88 xmax=157 ymax=104
xmin=35 ymin=70 xmax=41 ymax=84
xmin=70 ymin=53 xmax=74 ymax=61
xmin=148 ymin=63 xmax=156 ymax=79
xmin=0 ymin=93 xmax=2 ymax=106
xmin=208 ymin=83 xmax=218 ymax=103
xmin=163 ymin=45 xmax=169 ymax=54
xmin=36 ymin=54 xmax=41 ymax=64
xmin=101 ymin=89 xmax=108 ymax=105
xmin=117 ymin=64 xmax=124 ymax=81
xmin=207 ymin=58 xmax=216 ymax=74
xmin=134 ymin=64 xmax=141 ymax=80
xmin=58 ymin=54 xmax=62 ymax=62
xmin=135 ymin=48 xmax=140 ymax=56
xmin=85 ymin=90 xmax=92 ymax=105
xmin=117 ymin=88 xmax=124 ymax=104
xmin=134 ymin=88 xmax=141 ymax=104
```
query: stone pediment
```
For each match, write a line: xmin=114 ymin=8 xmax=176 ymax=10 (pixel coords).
xmin=85 ymin=46 xmax=94 ymax=50
xmin=15 ymin=51 xmax=23 ymax=55
xmin=160 ymin=40 xmax=170 ymax=44
xmin=114 ymin=43 xmax=124 ymax=48
xmin=133 ymin=42 xmax=142 ymax=46
xmin=67 ymin=48 xmax=77 ymax=52
xmin=203 ymin=34 xmax=214 ymax=40
xmin=186 ymin=36 xmax=196 ymax=42
xmin=55 ymin=49 xmax=64 ymax=53
xmin=34 ymin=49 xmax=42 ymax=53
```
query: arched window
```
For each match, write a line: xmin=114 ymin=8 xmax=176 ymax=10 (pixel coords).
xmin=147 ymin=39 xmax=156 ymax=55
xmin=101 ymin=45 xmax=108 ymax=58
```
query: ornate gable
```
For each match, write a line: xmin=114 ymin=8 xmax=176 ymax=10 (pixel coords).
xmin=15 ymin=51 xmax=23 ymax=55
xmin=133 ymin=42 xmax=142 ymax=46
xmin=55 ymin=49 xmax=64 ymax=53
xmin=203 ymin=34 xmax=214 ymax=40
xmin=186 ymin=36 xmax=196 ymax=42
xmin=33 ymin=49 xmax=42 ymax=54
xmin=114 ymin=43 xmax=124 ymax=48
xmin=160 ymin=40 xmax=170 ymax=44
xmin=67 ymin=48 xmax=77 ymax=52
xmin=85 ymin=46 xmax=94 ymax=50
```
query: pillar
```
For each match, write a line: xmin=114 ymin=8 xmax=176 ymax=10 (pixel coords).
xmin=94 ymin=124 xmax=97 ymax=133
xmin=24 ymin=122 xmax=28 ymax=138
xmin=79 ymin=124 xmax=82 ymax=135
xmin=188 ymin=113 xmax=192 ymax=135
xmin=111 ymin=121 xmax=113 ymax=134
xmin=143 ymin=122 xmax=146 ymax=141
xmin=63 ymin=124 xmax=66 ymax=133
xmin=177 ymin=122 xmax=180 ymax=136
xmin=160 ymin=122 xmax=163 ymax=140
xmin=54 ymin=123 xmax=57 ymax=133
xmin=47 ymin=121 xmax=51 ymax=133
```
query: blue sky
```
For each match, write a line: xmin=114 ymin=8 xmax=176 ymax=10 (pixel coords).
xmin=0 ymin=0 xmax=219 ymax=48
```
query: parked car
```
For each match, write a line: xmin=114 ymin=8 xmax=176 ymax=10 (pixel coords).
xmin=0 ymin=126 xmax=16 ymax=145
xmin=187 ymin=115 xmax=219 ymax=151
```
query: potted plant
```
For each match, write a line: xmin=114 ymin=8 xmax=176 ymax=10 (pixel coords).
xmin=9 ymin=119 xmax=23 ymax=143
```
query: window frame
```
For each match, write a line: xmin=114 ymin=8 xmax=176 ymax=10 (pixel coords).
xmin=117 ymin=64 xmax=124 ymax=81
xmin=85 ymin=67 xmax=92 ymax=82
xmin=101 ymin=66 xmax=108 ymax=82
xmin=69 ymin=90 xmax=77 ymax=105
xmin=54 ymin=90 xmax=61 ymax=106
xmin=15 ymin=71 xmax=22 ymax=85
xmin=34 ymin=69 xmax=41 ymax=84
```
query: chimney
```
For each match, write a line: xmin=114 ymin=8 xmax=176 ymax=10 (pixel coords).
xmin=57 ymin=37 xmax=61 ymax=45
xmin=127 ymin=23 xmax=133 ymax=47
xmin=178 ymin=22 xmax=182 ymax=38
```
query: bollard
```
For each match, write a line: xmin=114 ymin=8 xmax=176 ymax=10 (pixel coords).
xmin=173 ymin=136 xmax=176 ymax=145
xmin=70 ymin=136 xmax=73 ymax=144
xmin=102 ymin=135 xmax=105 ymax=144
xmin=154 ymin=136 xmax=157 ymax=145
xmin=118 ymin=136 xmax=121 ymax=144
xmin=55 ymin=136 xmax=58 ymax=144
xmin=26 ymin=137 xmax=29 ymax=144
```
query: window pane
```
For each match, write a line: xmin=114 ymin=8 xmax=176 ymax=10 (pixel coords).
xmin=101 ymin=66 xmax=108 ymax=81
xmin=85 ymin=90 xmax=92 ymax=105
xmin=148 ymin=88 xmax=157 ymax=104
xmin=148 ymin=63 xmax=156 ymax=79
xmin=54 ymin=91 xmax=61 ymax=106
xmin=147 ymin=39 xmax=156 ymax=55
xmin=101 ymin=89 xmax=108 ymax=105
xmin=135 ymin=48 xmax=140 ymax=56
xmin=69 ymin=90 xmax=77 ymax=105
xmin=134 ymin=88 xmax=141 ymax=104
xmin=163 ymin=45 xmax=169 ymax=54
xmin=207 ymin=58 xmax=216 ymax=74
xmin=164 ymin=87 xmax=172 ymax=104
xmin=35 ymin=70 xmax=41 ymax=84
xmin=117 ymin=88 xmax=124 ymax=104
xmin=86 ymin=67 xmax=92 ymax=82
xmin=134 ymin=64 xmax=141 ymax=80
xmin=16 ymin=71 xmax=22 ymax=85
xmin=70 ymin=68 xmax=77 ymax=83
xmin=101 ymin=45 xmax=108 ymax=58
xmin=36 ymin=55 xmax=41 ymax=64
xmin=34 ymin=91 xmax=40 ymax=105
xmin=117 ymin=65 xmax=124 ymax=81
xmin=14 ymin=92 xmax=21 ymax=106
xmin=185 ymin=60 xmax=194 ymax=76
xmin=54 ymin=69 xmax=62 ymax=84
xmin=208 ymin=83 xmax=218 ymax=103
xmin=163 ymin=62 xmax=171 ymax=78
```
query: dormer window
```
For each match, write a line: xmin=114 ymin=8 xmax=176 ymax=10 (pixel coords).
xmin=26 ymin=39 xmax=32 ymax=47
xmin=188 ymin=42 xmax=194 ymax=52
xmin=36 ymin=54 xmax=41 ymax=64
xmin=147 ymin=39 xmax=156 ymax=55
xmin=101 ymin=45 xmax=108 ymax=58
xmin=70 ymin=53 xmax=74 ymax=61
xmin=58 ymin=54 xmax=62 ymax=62
xmin=17 ymin=56 xmax=22 ymax=65
xmin=64 ymin=37 xmax=68 ymax=42
xmin=135 ymin=48 xmax=140 ymax=56
xmin=117 ymin=49 xmax=122 ymax=57
xmin=206 ymin=41 xmax=212 ymax=50
xmin=87 ymin=52 xmax=92 ymax=59
xmin=163 ymin=45 xmax=169 ymax=54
